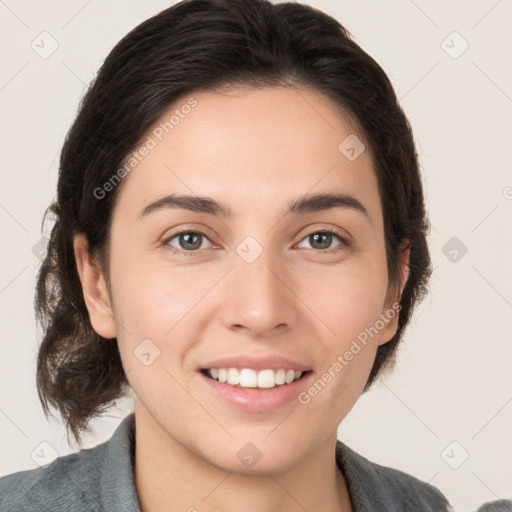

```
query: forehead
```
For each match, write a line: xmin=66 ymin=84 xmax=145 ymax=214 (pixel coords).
xmin=114 ymin=86 xmax=381 ymax=225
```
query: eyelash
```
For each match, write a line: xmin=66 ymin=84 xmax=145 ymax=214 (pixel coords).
xmin=162 ymin=227 xmax=350 ymax=257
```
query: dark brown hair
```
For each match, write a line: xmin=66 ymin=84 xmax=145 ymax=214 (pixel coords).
xmin=35 ymin=0 xmax=432 ymax=445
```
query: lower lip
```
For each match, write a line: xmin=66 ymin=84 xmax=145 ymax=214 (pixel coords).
xmin=198 ymin=370 xmax=313 ymax=413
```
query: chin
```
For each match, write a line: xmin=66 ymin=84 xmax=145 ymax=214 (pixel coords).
xmin=200 ymin=437 xmax=304 ymax=476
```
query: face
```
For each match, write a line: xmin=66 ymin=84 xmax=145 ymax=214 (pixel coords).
xmin=75 ymin=85 xmax=408 ymax=474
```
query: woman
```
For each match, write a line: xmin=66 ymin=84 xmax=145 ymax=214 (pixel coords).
xmin=0 ymin=0 xmax=453 ymax=510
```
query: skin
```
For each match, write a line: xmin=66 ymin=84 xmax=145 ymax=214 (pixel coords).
xmin=74 ymin=85 xmax=409 ymax=512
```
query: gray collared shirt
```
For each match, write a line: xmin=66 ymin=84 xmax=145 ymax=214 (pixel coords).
xmin=1 ymin=412 xmax=452 ymax=511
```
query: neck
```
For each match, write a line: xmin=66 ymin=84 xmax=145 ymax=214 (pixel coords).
xmin=133 ymin=404 xmax=353 ymax=512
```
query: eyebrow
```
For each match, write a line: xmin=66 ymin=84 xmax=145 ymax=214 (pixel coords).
xmin=137 ymin=192 xmax=370 ymax=222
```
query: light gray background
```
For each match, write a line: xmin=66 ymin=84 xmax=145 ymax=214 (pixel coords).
xmin=1 ymin=1 xmax=511 ymax=511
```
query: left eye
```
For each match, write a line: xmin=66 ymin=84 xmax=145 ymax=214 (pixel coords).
xmin=296 ymin=230 xmax=346 ymax=251
xmin=164 ymin=229 xmax=347 ymax=255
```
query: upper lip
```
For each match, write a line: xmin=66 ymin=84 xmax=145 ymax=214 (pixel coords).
xmin=200 ymin=355 xmax=312 ymax=372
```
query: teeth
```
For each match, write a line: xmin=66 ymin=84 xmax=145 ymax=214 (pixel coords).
xmin=205 ymin=367 xmax=304 ymax=389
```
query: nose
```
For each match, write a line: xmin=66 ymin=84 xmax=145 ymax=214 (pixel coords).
xmin=220 ymin=243 xmax=300 ymax=338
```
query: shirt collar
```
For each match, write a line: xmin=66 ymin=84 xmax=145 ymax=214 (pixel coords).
xmin=100 ymin=412 xmax=141 ymax=511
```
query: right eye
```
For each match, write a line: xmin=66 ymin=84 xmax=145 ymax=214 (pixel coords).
xmin=163 ymin=230 xmax=213 ymax=255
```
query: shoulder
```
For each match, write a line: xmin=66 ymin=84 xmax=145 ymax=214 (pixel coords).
xmin=476 ymin=499 xmax=512 ymax=512
xmin=336 ymin=441 xmax=452 ymax=511
xmin=0 ymin=440 xmax=107 ymax=512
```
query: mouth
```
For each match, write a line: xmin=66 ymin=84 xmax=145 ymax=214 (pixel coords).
xmin=200 ymin=367 xmax=313 ymax=390
xmin=198 ymin=366 xmax=314 ymax=413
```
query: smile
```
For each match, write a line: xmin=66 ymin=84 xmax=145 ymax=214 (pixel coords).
xmin=202 ymin=367 xmax=309 ymax=389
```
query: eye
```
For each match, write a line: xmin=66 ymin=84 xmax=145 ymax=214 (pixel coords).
xmin=164 ymin=230 xmax=213 ymax=256
xmin=296 ymin=228 xmax=349 ymax=253
xmin=163 ymin=227 xmax=349 ymax=257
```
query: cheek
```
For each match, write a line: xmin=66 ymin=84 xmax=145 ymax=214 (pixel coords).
xmin=300 ymin=281 xmax=381 ymax=420
xmin=108 ymin=252 xmax=192 ymax=332
xmin=297 ymin=260 xmax=389 ymax=341
xmin=293 ymin=261 xmax=387 ymax=402
xmin=109 ymin=258 xmax=218 ymax=370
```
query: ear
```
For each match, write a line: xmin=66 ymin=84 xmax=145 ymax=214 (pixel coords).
xmin=73 ymin=233 xmax=117 ymax=339
xmin=378 ymin=240 xmax=410 ymax=346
